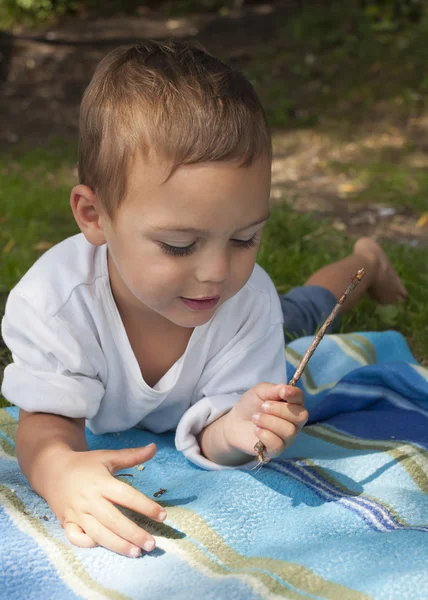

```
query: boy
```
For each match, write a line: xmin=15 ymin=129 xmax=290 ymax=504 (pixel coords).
xmin=1 ymin=41 xmax=406 ymax=559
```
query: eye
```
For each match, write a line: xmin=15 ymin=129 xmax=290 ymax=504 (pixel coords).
xmin=160 ymin=242 xmax=196 ymax=257
xmin=230 ymin=235 xmax=258 ymax=249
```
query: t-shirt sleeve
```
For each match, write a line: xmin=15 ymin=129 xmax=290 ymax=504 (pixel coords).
xmin=1 ymin=291 xmax=105 ymax=419
xmin=175 ymin=290 xmax=286 ymax=471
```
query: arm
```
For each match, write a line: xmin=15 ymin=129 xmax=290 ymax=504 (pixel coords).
xmin=16 ymin=409 xmax=87 ymax=499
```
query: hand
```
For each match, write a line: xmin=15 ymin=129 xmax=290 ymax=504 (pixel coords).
xmin=44 ymin=443 xmax=166 ymax=558
xmin=224 ymin=382 xmax=308 ymax=460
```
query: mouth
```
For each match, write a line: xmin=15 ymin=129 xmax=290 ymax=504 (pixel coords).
xmin=180 ymin=296 xmax=221 ymax=311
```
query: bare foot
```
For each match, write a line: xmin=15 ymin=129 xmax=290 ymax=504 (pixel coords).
xmin=353 ymin=237 xmax=408 ymax=304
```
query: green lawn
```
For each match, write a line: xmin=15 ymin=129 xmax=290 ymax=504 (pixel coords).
xmin=0 ymin=141 xmax=427 ymax=408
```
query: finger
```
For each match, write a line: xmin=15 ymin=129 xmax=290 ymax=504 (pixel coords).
xmin=105 ymin=443 xmax=157 ymax=473
xmin=279 ymin=385 xmax=305 ymax=406
xmin=253 ymin=414 xmax=297 ymax=442
xmin=253 ymin=382 xmax=289 ymax=403
xmin=64 ymin=521 xmax=98 ymax=549
xmin=254 ymin=427 xmax=285 ymax=457
xmin=94 ymin=499 xmax=157 ymax=552
xmin=80 ymin=513 xmax=145 ymax=558
xmin=107 ymin=478 xmax=167 ymax=523
xmin=259 ymin=401 xmax=309 ymax=426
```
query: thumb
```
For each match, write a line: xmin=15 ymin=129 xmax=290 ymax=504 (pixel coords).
xmin=104 ymin=443 xmax=157 ymax=473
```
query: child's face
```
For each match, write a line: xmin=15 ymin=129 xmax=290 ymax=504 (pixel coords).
xmin=102 ymin=154 xmax=271 ymax=328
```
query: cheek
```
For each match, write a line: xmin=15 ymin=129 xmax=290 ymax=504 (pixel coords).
xmin=131 ymin=256 xmax=189 ymax=295
xmin=230 ymin=251 xmax=258 ymax=287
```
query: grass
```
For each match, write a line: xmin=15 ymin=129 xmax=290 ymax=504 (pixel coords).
xmin=238 ymin=3 xmax=428 ymax=131
xmin=0 ymin=142 xmax=427 ymax=408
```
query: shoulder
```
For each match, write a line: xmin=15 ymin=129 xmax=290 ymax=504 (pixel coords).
xmin=7 ymin=233 xmax=107 ymax=318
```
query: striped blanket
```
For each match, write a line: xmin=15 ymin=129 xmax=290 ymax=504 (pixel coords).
xmin=1 ymin=331 xmax=428 ymax=600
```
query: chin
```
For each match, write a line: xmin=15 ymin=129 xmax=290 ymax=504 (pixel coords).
xmin=172 ymin=310 xmax=215 ymax=328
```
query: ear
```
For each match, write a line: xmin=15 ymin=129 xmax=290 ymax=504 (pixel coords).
xmin=70 ymin=184 xmax=109 ymax=246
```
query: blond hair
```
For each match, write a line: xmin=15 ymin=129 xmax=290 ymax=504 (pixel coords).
xmin=78 ymin=40 xmax=272 ymax=221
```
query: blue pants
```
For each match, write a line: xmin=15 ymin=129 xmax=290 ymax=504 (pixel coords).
xmin=279 ymin=285 xmax=338 ymax=341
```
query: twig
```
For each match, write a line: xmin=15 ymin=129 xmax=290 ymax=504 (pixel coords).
xmin=254 ymin=268 xmax=366 ymax=464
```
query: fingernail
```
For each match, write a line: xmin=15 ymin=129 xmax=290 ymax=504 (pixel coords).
xmin=129 ymin=547 xmax=141 ymax=558
xmin=261 ymin=402 xmax=270 ymax=412
xmin=158 ymin=510 xmax=167 ymax=521
xmin=143 ymin=539 xmax=155 ymax=552
xmin=252 ymin=413 xmax=261 ymax=423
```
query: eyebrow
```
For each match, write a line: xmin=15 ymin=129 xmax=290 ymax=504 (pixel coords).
xmin=149 ymin=214 xmax=270 ymax=234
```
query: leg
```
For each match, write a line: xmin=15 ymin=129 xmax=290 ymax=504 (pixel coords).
xmin=304 ymin=237 xmax=408 ymax=312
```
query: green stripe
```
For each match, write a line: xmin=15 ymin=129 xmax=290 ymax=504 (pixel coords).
xmin=305 ymin=424 xmax=428 ymax=493
xmin=331 ymin=335 xmax=373 ymax=366
xmin=347 ymin=334 xmax=377 ymax=364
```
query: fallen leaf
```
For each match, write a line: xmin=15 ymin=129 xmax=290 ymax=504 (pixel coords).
xmin=2 ymin=239 xmax=15 ymax=255
xmin=337 ymin=182 xmax=364 ymax=196
xmin=416 ymin=213 xmax=428 ymax=228
xmin=33 ymin=241 xmax=54 ymax=251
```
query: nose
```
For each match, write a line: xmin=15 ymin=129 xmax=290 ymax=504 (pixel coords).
xmin=195 ymin=249 xmax=229 ymax=284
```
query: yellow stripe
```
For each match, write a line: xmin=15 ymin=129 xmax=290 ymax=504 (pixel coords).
xmin=0 ymin=486 xmax=130 ymax=600
xmin=305 ymin=424 xmax=428 ymax=493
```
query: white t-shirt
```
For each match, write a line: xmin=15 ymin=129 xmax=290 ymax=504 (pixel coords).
xmin=1 ymin=234 xmax=286 ymax=469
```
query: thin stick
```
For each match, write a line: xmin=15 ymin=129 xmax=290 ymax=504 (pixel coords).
xmin=254 ymin=268 xmax=366 ymax=464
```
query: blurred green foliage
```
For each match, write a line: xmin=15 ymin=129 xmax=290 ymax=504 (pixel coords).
xmin=0 ymin=0 xmax=427 ymax=29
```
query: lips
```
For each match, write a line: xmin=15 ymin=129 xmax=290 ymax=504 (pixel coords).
xmin=180 ymin=296 xmax=220 ymax=311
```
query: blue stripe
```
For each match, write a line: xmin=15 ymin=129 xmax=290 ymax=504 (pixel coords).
xmin=270 ymin=460 xmax=428 ymax=534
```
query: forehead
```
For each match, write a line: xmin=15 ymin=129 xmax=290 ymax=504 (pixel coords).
xmin=124 ymin=155 xmax=271 ymax=228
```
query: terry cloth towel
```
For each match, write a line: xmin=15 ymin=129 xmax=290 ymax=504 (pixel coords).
xmin=1 ymin=330 xmax=428 ymax=600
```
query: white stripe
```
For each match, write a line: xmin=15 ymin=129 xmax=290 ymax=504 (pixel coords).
xmin=270 ymin=462 xmax=390 ymax=532
xmin=330 ymin=337 xmax=370 ymax=366
xmin=410 ymin=364 xmax=428 ymax=383
xmin=294 ymin=462 xmax=399 ymax=530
